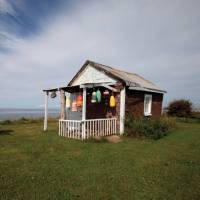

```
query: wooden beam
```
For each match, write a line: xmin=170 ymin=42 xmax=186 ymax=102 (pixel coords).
xmin=82 ymin=87 xmax=87 ymax=139
xmin=102 ymin=84 xmax=118 ymax=92
xmin=60 ymin=89 xmax=66 ymax=120
xmin=120 ymin=87 xmax=126 ymax=134
xmin=44 ymin=91 xmax=49 ymax=131
xmin=80 ymin=83 xmax=119 ymax=92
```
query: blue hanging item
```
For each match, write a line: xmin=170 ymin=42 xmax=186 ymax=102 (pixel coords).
xmin=96 ymin=89 xmax=101 ymax=103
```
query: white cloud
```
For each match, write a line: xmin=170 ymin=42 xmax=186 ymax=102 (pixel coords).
xmin=0 ymin=0 xmax=15 ymax=15
xmin=0 ymin=0 xmax=200 ymax=108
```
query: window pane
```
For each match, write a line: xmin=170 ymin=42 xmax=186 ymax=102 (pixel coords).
xmin=144 ymin=95 xmax=152 ymax=115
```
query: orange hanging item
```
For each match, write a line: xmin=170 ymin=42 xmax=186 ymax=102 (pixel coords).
xmin=110 ymin=95 xmax=116 ymax=107
xmin=76 ymin=94 xmax=83 ymax=107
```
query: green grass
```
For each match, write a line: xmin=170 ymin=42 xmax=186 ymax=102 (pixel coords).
xmin=0 ymin=120 xmax=200 ymax=200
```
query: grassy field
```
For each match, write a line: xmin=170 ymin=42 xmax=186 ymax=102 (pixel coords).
xmin=0 ymin=120 xmax=200 ymax=200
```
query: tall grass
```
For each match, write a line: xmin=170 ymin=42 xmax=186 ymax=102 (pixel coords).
xmin=125 ymin=116 xmax=176 ymax=140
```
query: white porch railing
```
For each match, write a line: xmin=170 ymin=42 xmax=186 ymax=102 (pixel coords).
xmin=59 ymin=118 xmax=117 ymax=140
xmin=59 ymin=120 xmax=82 ymax=139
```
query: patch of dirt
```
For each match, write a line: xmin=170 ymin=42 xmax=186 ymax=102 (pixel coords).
xmin=105 ymin=135 xmax=122 ymax=143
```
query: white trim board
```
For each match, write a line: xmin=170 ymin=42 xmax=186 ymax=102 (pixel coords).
xmin=129 ymin=86 xmax=165 ymax=94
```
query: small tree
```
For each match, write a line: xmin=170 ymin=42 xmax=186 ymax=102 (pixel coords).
xmin=167 ymin=99 xmax=192 ymax=117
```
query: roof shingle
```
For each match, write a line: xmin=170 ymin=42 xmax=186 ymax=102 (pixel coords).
xmin=78 ymin=60 xmax=166 ymax=93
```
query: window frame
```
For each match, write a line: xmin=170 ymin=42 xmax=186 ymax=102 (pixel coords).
xmin=144 ymin=94 xmax=152 ymax=116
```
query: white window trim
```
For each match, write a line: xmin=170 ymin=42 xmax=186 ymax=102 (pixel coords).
xmin=144 ymin=94 xmax=152 ymax=116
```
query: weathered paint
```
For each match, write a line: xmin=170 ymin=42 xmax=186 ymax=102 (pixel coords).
xmin=120 ymin=87 xmax=126 ymax=134
xmin=72 ymin=64 xmax=117 ymax=86
xmin=82 ymin=87 xmax=87 ymax=139
xmin=60 ymin=89 xmax=66 ymax=119
xmin=44 ymin=91 xmax=48 ymax=131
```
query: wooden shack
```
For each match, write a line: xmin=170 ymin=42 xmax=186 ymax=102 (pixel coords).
xmin=43 ymin=60 xmax=166 ymax=139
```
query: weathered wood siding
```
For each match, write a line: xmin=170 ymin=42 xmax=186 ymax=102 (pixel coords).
xmin=125 ymin=89 xmax=163 ymax=118
xmin=72 ymin=64 xmax=116 ymax=86
xmin=60 ymin=89 xmax=66 ymax=119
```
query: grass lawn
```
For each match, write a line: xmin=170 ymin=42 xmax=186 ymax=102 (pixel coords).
xmin=0 ymin=120 xmax=200 ymax=200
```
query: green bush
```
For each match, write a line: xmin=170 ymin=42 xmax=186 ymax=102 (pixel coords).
xmin=167 ymin=99 xmax=192 ymax=117
xmin=191 ymin=111 xmax=200 ymax=119
xmin=125 ymin=116 xmax=176 ymax=140
xmin=175 ymin=111 xmax=200 ymax=123
xmin=0 ymin=120 xmax=12 ymax=125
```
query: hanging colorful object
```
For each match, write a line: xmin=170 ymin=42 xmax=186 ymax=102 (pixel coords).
xmin=103 ymin=90 xmax=109 ymax=96
xmin=91 ymin=91 xmax=97 ymax=103
xmin=66 ymin=95 xmax=71 ymax=108
xmin=103 ymin=90 xmax=110 ymax=105
xmin=110 ymin=95 xmax=116 ymax=107
xmin=96 ymin=89 xmax=101 ymax=103
xmin=71 ymin=100 xmax=77 ymax=112
xmin=76 ymin=94 xmax=83 ymax=107
xmin=71 ymin=94 xmax=77 ymax=111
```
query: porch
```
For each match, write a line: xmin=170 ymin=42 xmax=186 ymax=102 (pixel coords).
xmin=59 ymin=118 xmax=117 ymax=139
xmin=43 ymin=82 xmax=126 ymax=140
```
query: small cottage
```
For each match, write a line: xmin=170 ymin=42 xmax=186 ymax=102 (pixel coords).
xmin=43 ymin=60 xmax=166 ymax=139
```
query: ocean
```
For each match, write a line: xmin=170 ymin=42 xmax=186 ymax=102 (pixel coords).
xmin=0 ymin=108 xmax=60 ymax=121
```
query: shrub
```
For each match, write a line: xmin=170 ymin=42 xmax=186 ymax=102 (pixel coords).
xmin=0 ymin=120 xmax=12 ymax=125
xmin=175 ymin=111 xmax=200 ymax=123
xmin=167 ymin=99 xmax=192 ymax=117
xmin=125 ymin=116 xmax=176 ymax=140
xmin=191 ymin=111 xmax=200 ymax=120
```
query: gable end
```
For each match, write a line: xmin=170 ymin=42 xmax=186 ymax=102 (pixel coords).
xmin=68 ymin=60 xmax=124 ymax=86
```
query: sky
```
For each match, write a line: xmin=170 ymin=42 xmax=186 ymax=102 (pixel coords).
xmin=0 ymin=0 xmax=200 ymax=108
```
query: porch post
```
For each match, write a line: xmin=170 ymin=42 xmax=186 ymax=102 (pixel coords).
xmin=120 ymin=86 xmax=126 ymax=135
xmin=82 ymin=87 xmax=87 ymax=139
xmin=44 ymin=91 xmax=49 ymax=131
xmin=60 ymin=89 xmax=66 ymax=119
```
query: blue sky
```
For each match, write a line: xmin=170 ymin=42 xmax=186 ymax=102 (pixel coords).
xmin=0 ymin=0 xmax=200 ymax=108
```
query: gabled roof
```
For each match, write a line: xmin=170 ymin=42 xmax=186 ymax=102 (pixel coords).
xmin=68 ymin=60 xmax=166 ymax=93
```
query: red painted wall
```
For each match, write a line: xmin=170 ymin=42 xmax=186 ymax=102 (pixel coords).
xmin=125 ymin=89 xmax=163 ymax=118
xmin=69 ymin=87 xmax=163 ymax=122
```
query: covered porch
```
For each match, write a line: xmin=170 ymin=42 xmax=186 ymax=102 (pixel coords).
xmin=43 ymin=82 xmax=126 ymax=140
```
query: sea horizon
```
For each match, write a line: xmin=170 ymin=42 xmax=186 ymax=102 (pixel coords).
xmin=0 ymin=108 xmax=60 ymax=121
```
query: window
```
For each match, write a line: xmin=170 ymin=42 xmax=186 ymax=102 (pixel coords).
xmin=144 ymin=94 xmax=152 ymax=116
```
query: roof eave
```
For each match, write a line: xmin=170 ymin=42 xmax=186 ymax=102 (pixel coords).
xmin=128 ymin=86 xmax=167 ymax=94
